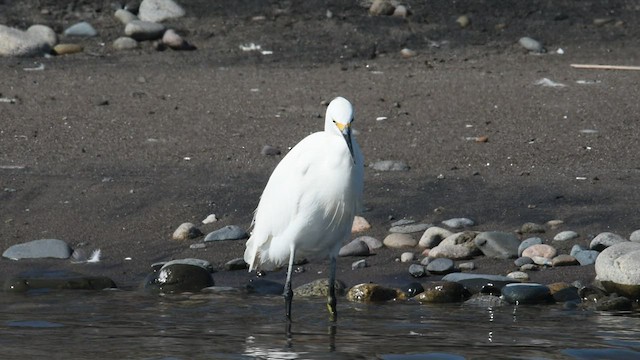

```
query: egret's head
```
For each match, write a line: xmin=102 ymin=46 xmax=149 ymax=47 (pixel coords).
xmin=325 ymin=97 xmax=356 ymax=160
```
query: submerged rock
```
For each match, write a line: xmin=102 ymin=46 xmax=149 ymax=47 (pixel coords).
xmin=143 ymin=258 xmax=214 ymax=293
xmin=415 ymin=281 xmax=470 ymax=303
xmin=346 ymin=283 xmax=406 ymax=302
xmin=4 ymin=270 xmax=116 ymax=292
xmin=293 ymin=278 xmax=347 ymax=297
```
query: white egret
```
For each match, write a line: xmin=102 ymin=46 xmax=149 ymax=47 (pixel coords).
xmin=244 ymin=96 xmax=364 ymax=322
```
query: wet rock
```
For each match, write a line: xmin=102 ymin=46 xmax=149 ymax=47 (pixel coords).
xmin=419 ymin=226 xmax=454 ymax=248
xmin=554 ymin=230 xmax=579 ymax=241
xmin=3 ymin=239 xmax=72 ymax=260
xmin=518 ymin=237 xmax=543 ymax=256
xmin=0 ymin=24 xmax=52 ymax=57
xmin=429 ymin=231 xmax=480 ymax=260
xmin=518 ymin=36 xmax=546 ymax=53
xmin=408 ymin=264 xmax=427 ymax=278
xmin=351 ymin=216 xmax=371 ymax=233
xmin=441 ymin=217 xmax=475 ymax=229
xmin=352 ymin=259 xmax=367 ymax=269
xmin=383 ymin=233 xmax=417 ymax=248
xmin=595 ymin=242 xmax=640 ymax=299
xmin=339 ymin=239 xmax=370 ymax=257
xmin=143 ymin=258 xmax=215 ymax=293
xmin=53 ymin=43 xmax=83 ymax=55
xmin=246 ymin=278 xmax=283 ymax=295
xmin=514 ymin=256 xmax=533 ymax=267
xmin=172 ymin=222 xmax=203 ymax=241
xmin=400 ymin=252 xmax=414 ymax=262
xmin=522 ymin=244 xmax=557 ymax=259
xmin=115 ymin=8 xmax=139 ymax=24
xmin=595 ymin=295 xmax=633 ymax=311
xmin=574 ymin=250 xmax=600 ymax=266
xmin=519 ymin=222 xmax=545 ymax=234
xmin=548 ymin=283 xmax=580 ymax=303
xmin=501 ymin=283 xmax=554 ymax=304
xmin=124 ymin=20 xmax=166 ymax=41
xmin=590 ymin=232 xmax=626 ymax=251
xmin=369 ymin=0 xmax=395 ymax=16
xmin=401 ymin=282 xmax=424 ymax=297
xmin=4 ymin=270 xmax=116 ymax=292
xmin=415 ymin=281 xmax=469 ymax=303
xmin=113 ymin=36 xmax=139 ymax=50
xmin=139 ymin=0 xmax=186 ymax=22
xmin=389 ymin=222 xmax=431 ymax=234
xmin=293 ymin=278 xmax=346 ymax=297
xmin=370 ymin=160 xmax=409 ymax=171
xmin=346 ymin=283 xmax=405 ymax=302
xmin=425 ymin=258 xmax=455 ymax=275
xmin=552 ymin=254 xmax=579 ymax=267
xmin=224 ymin=257 xmax=248 ymax=271
xmin=204 ymin=225 xmax=248 ymax=241
xmin=64 ymin=21 xmax=97 ymax=37
xmin=356 ymin=236 xmax=383 ymax=251
xmin=442 ymin=273 xmax=515 ymax=294
xmin=474 ymin=231 xmax=520 ymax=259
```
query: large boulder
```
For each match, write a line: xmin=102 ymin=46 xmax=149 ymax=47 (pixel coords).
xmin=595 ymin=242 xmax=640 ymax=299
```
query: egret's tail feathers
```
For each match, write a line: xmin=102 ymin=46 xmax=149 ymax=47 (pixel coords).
xmin=244 ymin=233 xmax=272 ymax=272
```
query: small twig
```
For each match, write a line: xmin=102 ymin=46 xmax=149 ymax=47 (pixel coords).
xmin=571 ymin=63 xmax=640 ymax=71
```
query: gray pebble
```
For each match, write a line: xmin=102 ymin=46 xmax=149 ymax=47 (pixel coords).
xmin=351 ymin=259 xmax=367 ymax=270
xmin=408 ymin=264 xmax=427 ymax=278
xmin=570 ymin=244 xmax=586 ymax=257
xmin=64 ymin=21 xmax=98 ymax=37
xmin=518 ymin=36 xmax=546 ymax=53
xmin=339 ymin=239 xmax=370 ymax=257
xmin=425 ymin=258 xmax=455 ymax=274
xmin=514 ymin=256 xmax=533 ymax=267
xmin=554 ymin=230 xmax=579 ymax=241
xmin=261 ymin=145 xmax=281 ymax=156
xmin=204 ymin=225 xmax=248 ymax=241
xmin=458 ymin=261 xmax=475 ymax=271
xmin=474 ymin=231 xmax=520 ymax=259
xmin=507 ymin=271 xmax=529 ymax=281
xmin=441 ymin=217 xmax=475 ymax=229
xmin=518 ymin=237 xmax=543 ymax=257
xmin=574 ymin=250 xmax=600 ymax=266
xmin=3 ymin=239 xmax=72 ymax=260
xmin=520 ymin=222 xmax=546 ymax=234
xmin=391 ymin=219 xmax=415 ymax=227
xmin=389 ymin=223 xmax=431 ymax=234
xmin=114 ymin=8 xmax=138 ymax=24
xmin=501 ymin=283 xmax=553 ymax=304
xmin=370 ymin=160 xmax=409 ymax=171
xmin=224 ymin=257 xmax=248 ymax=271
xmin=589 ymin=232 xmax=626 ymax=251
xmin=356 ymin=236 xmax=383 ymax=251
xmin=520 ymin=263 xmax=538 ymax=271
xmin=113 ymin=36 xmax=139 ymax=50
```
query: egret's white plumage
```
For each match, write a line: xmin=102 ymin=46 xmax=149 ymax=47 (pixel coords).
xmin=244 ymin=96 xmax=364 ymax=321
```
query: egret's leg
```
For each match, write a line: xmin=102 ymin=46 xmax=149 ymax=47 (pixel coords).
xmin=284 ymin=248 xmax=296 ymax=322
xmin=327 ymin=255 xmax=337 ymax=322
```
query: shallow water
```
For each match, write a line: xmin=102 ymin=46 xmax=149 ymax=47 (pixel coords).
xmin=0 ymin=289 xmax=639 ymax=360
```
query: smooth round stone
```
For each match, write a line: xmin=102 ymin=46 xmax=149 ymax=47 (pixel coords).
xmin=522 ymin=244 xmax=557 ymax=259
xmin=441 ymin=217 xmax=475 ymax=229
xmin=124 ymin=20 xmax=166 ymax=41
xmin=4 ymin=270 xmax=116 ymax=292
xmin=458 ymin=261 xmax=475 ymax=271
xmin=172 ymin=222 xmax=203 ymax=241
xmin=546 ymin=219 xmax=564 ymax=229
xmin=3 ymin=239 xmax=72 ymax=260
xmin=574 ymin=250 xmax=600 ymax=266
xmin=400 ymin=48 xmax=416 ymax=58
xmin=570 ymin=244 xmax=586 ymax=257
xmin=346 ymin=283 xmax=405 ymax=302
xmin=552 ymin=254 xmax=579 ymax=266
xmin=53 ymin=43 xmax=83 ymax=55
xmin=518 ymin=237 xmax=543 ymax=256
xmin=0 ymin=24 xmax=51 ymax=57
xmin=389 ymin=223 xmax=431 ymax=234
xmin=113 ymin=36 xmax=139 ymax=50
xmin=339 ymin=239 xmax=370 ymax=257
xmin=456 ymin=15 xmax=471 ymax=28
xmin=520 ymin=222 xmax=545 ymax=234
xmin=554 ymin=230 xmax=579 ymax=241
xmin=518 ymin=36 xmax=545 ymax=53
xmin=369 ymin=160 xmax=409 ymax=171
xmin=27 ymin=25 xmax=57 ymax=47
xmin=507 ymin=271 xmax=529 ymax=281
xmin=114 ymin=8 xmax=138 ymax=24
xmin=351 ymin=216 xmax=371 ymax=233
xmin=139 ymin=0 xmax=186 ymax=22
xmin=501 ymin=283 xmax=553 ymax=304
xmin=408 ymin=264 xmax=427 ymax=278
xmin=162 ymin=28 xmax=195 ymax=50
xmin=369 ymin=0 xmax=395 ymax=16
xmin=400 ymin=252 xmax=414 ymax=262
xmin=595 ymin=242 xmax=640 ymax=299
xmin=383 ymin=233 xmax=417 ymax=248
xmin=425 ymin=258 xmax=455 ymax=275
xmin=520 ymin=263 xmax=538 ymax=271
xmin=293 ymin=278 xmax=346 ymax=297
xmin=64 ymin=21 xmax=97 ymax=37
xmin=144 ymin=258 xmax=215 ymax=293
xmin=351 ymin=259 xmax=367 ymax=269
xmin=441 ymin=273 xmax=515 ymax=294
xmin=202 ymin=214 xmax=218 ymax=224
xmin=419 ymin=226 xmax=454 ymax=248
xmin=590 ymin=232 xmax=627 ymax=251
xmin=429 ymin=231 xmax=480 ymax=260
xmin=224 ymin=257 xmax=248 ymax=271
xmin=630 ymin=229 xmax=640 ymax=242
xmin=474 ymin=231 xmax=520 ymax=259
xmin=415 ymin=281 xmax=469 ymax=303
xmin=246 ymin=279 xmax=283 ymax=295
xmin=401 ymin=282 xmax=424 ymax=297
xmin=392 ymin=4 xmax=409 ymax=18
xmin=531 ymin=256 xmax=552 ymax=266
xmin=204 ymin=225 xmax=248 ymax=241
xmin=514 ymin=256 xmax=533 ymax=267
xmin=356 ymin=236 xmax=383 ymax=251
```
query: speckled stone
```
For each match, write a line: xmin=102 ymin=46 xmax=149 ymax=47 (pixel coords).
xmin=346 ymin=283 xmax=405 ymax=302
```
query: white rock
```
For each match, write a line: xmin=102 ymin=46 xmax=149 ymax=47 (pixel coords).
xmin=590 ymin=232 xmax=627 ymax=251
xmin=115 ymin=9 xmax=139 ymax=24
xmin=172 ymin=222 xmax=202 ymax=241
xmin=554 ymin=230 xmax=579 ymax=241
xmin=400 ymin=252 xmax=414 ymax=262
xmin=113 ymin=37 xmax=139 ymax=50
xmin=139 ymin=0 xmax=186 ymax=22
xmin=202 ymin=214 xmax=218 ymax=224
xmin=125 ymin=20 xmax=166 ymax=41
xmin=631 ymin=229 xmax=640 ymax=243
xmin=441 ymin=217 xmax=475 ymax=229
xmin=0 ymin=24 xmax=51 ymax=57
xmin=27 ymin=25 xmax=57 ymax=48
xmin=595 ymin=242 xmax=640 ymax=298
xmin=507 ymin=271 xmax=529 ymax=281
xmin=162 ymin=29 xmax=185 ymax=49
xmin=383 ymin=233 xmax=417 ymax=248
xmin=518 ymin=36 xmax=545 ymax=53
xmin=419 ymin=226 xmax=454 ymax=248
